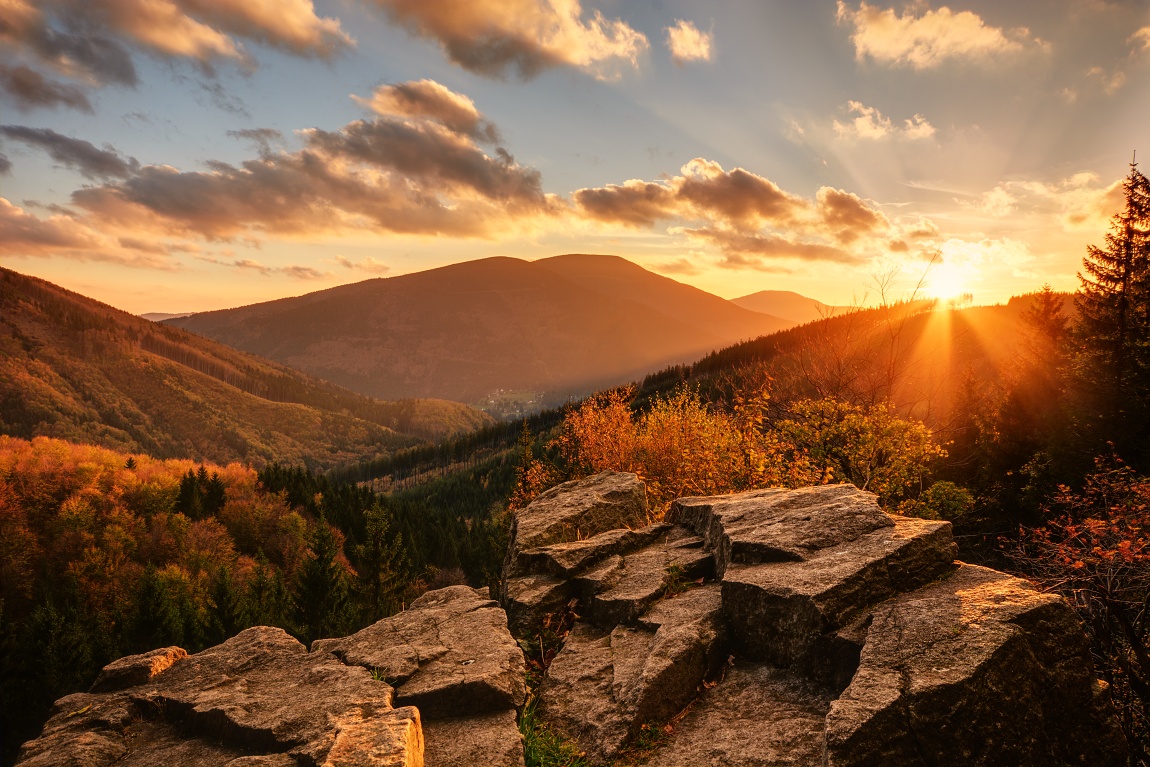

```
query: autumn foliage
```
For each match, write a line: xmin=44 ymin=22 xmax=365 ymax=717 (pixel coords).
xmin=1013 ymin=456 xmax=1150 ymax=757
xmin=529 ymin=381 xmax=946 ymax=516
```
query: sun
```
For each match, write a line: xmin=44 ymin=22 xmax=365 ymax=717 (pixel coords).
xmin=923 ymin=261 xmax=974 ymax=302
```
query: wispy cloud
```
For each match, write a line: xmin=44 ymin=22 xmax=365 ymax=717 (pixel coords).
xmin=836 ymin=2 xmax=1043 ymax=69
xmin=370 ymin=0 xmax=648 ymax=80
xmin=333 ymin=255 xmax=390 ymax=275
xmin=1 ymin=125 xmax=139 ymax=178
xmin=665 ymin=20 xmax=713 ymax=64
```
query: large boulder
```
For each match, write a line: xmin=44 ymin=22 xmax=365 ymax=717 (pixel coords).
xmin=314 ymin=586 xmax=525 ymax=718
xmin=671 ymin=485 xmax=956 ymax=688
xmin=825 ymin=563 xmax=1128 ymax=767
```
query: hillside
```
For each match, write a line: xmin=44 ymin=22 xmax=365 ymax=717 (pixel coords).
xmin=0 ymin=268 xmax=491 ymax=469
xmin=731 ymin=290 xmax=851 ymax=325
xmin=167 ymin=255 xmax=794 ymax=405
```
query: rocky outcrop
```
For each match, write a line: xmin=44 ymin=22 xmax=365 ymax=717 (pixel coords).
xmin=22 ymin=479 xmax=1128 ymax=767
xmin=505 ymin=481 xmax=1128 ymax=766
xmin=17 ymin=587 xmax=524 ymax=767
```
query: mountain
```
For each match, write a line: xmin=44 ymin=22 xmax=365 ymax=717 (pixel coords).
xmin=0 ymin=268 xmax=491 ymax=469
xmin=731 ymin=290 xmax=850 ymax=325
xmin=168 ymin=255 xmax=795 ymax=405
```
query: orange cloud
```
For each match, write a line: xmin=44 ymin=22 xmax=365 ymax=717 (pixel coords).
xmin=836 ymin=2 xmax=1041 ymax=69
xmin=575 ymin=159 xmax=897 ymax=266
xmin=372 ymin=0 xmax=648 ymax=79
xmin=0 ymin=0 xmax=352 ymax=111
xmin=352 ymin=79 xmax=499 ymax=142
xmin=665 ymin=19 xmax=713 ymax=64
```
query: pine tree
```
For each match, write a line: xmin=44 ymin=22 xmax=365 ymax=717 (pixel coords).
xmin=293 ymin=517 xmax=351 ymax=644
xmin=1077 ymin=159 xmax=1150 ymax=392
xmin=352 ymin=503 xmax=409 ymax=623
xmin=1076 ymin=158 xmax=1150 ymax=465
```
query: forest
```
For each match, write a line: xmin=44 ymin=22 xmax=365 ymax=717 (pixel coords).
xmin=2 ymin=163 xmax=1149 ymax=764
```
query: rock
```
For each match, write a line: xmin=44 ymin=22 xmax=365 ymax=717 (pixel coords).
xmin=313 ymin=586 xmax=526 ymax=719
xmin=720 ymin=514 xmax=955 ymax=687
xmin=668 ymin=485 xmax=896 ymax=577
xmin=575 ymin=537 xmax=714 ymax=629
xmin=511 ymin=524 xmax=670 ymax=579
xmin=17 ymin=626 xmax=424 ymax=767
xmin=504 ymin=519 xmax=714 ymax=635
xmin=88 ymin=647 xmax=187 ymax=693
xmin=538 ymin=586 xmax=726 ymax=764
xmin=825 ymin=563 xmax=1128 ymax=767
xmin=423 ymin=710 xmax=524 ymax=767
xmin=504 ymin=471 xmax=647 ymax=565
xmin=646 ymin=663 xmax=833 ymax=767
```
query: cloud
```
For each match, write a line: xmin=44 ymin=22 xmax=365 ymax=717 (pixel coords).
xmin=964 ymin=172 xmax=1124 ymax=231
xmin=0 ymin=152 xmax=10 ymax=175
xmin=0 ymin=0 xmax=352 ymax=111
xmin=574 ymin=158 xmax=902 ymax=267
xmin=66 ymin=84 xmax=558 ymax=245
xmin=197 ymin=255 xmax=330 ymax=279
xmin=0 ymin=196 xmax=173 ymax=267
xmin=0 ymin=125 xmax=139 ymax=178
xmin=352 ymin=79 xmax=499 ymax=142
xmin=1135 ymin=26 xmax=1150 ymax=52
xmin=665 ymin=19 xmax=713 ymax=64
xmin=371 ymin=0 xmax=648 ymax=80
xmin=334 ymin=255 xmax=390 ymax=274
xmin=836 ymin=1 xmax=1041 ymax=69
xmin=654 ymin=257 xmax=703 ymax=276
xmin=833 ymin=101 xmax=936 ymax=141
xmin=0 ymin=64 xmax=93 ymax=112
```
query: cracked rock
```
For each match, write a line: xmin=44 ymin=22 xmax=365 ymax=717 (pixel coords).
xmin=313 ymin=585 xmax=526 ymax=719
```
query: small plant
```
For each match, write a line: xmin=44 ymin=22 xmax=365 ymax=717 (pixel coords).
xmin=520 ymin=699 xmax=590 ymax=767
xmin=661 ymin=564 xmax=701 ymax=598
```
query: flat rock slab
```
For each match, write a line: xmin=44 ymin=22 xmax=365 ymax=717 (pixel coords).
xmin=511 ymin=524 xmax=670 ymax=579
xmin=539 ymin=586 xmax=726 ymax=764
xmin=722 ymin=515 xmax=955 ymax=686
xmin=314 ymin=585 xmax=525 ymax=719
xmin=825 ymin=563 xmax=1128 ymax=767
xmin=506 ymin=471 xmax=648 ymax=555
xmin=17 ymin=626 xmax=424 ymax=767
xmin=669 ymin=485 xmax=894 ymax=576
xmin=647 ymin=662 xmax=832 ymax=767
xmin=423 ymin=710 xmax=524 ymax=767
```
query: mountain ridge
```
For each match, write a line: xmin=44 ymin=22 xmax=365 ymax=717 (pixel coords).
xmin=168 ymin=255 xmax=795 ymax=404
xmin=0 ymin=267 xmax=490 ymax=468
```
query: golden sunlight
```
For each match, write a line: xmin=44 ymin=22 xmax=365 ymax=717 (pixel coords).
xmin=922 ymin=260 xmax=973 ymax=301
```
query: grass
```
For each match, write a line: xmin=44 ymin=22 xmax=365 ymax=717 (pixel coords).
xmin=520 ymin=699 xmax=591 ymax=767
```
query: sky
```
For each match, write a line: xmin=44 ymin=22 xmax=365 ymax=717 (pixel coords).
xmin=1 ymin=0 xmax=1148 ymax=314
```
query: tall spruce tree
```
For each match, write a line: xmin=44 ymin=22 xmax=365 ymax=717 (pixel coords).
xmin=1076 ymin=158 xmax=1150 ymax=465
xmin=293 ymin=516 xmax=351 ymax=643
xmin=1078 ymin=159 xmax=1150 ymax=388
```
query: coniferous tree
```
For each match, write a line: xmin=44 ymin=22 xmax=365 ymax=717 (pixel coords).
xmin=1076 ymin=159 xmax=1150 ymax=464
xmin=1077 ymin=160 xmax=1150 ymax=391
xmin=353 ymin=504 xmax=409 ymax=623
xmin=293 ymin=517 xmax=351 ymax=643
